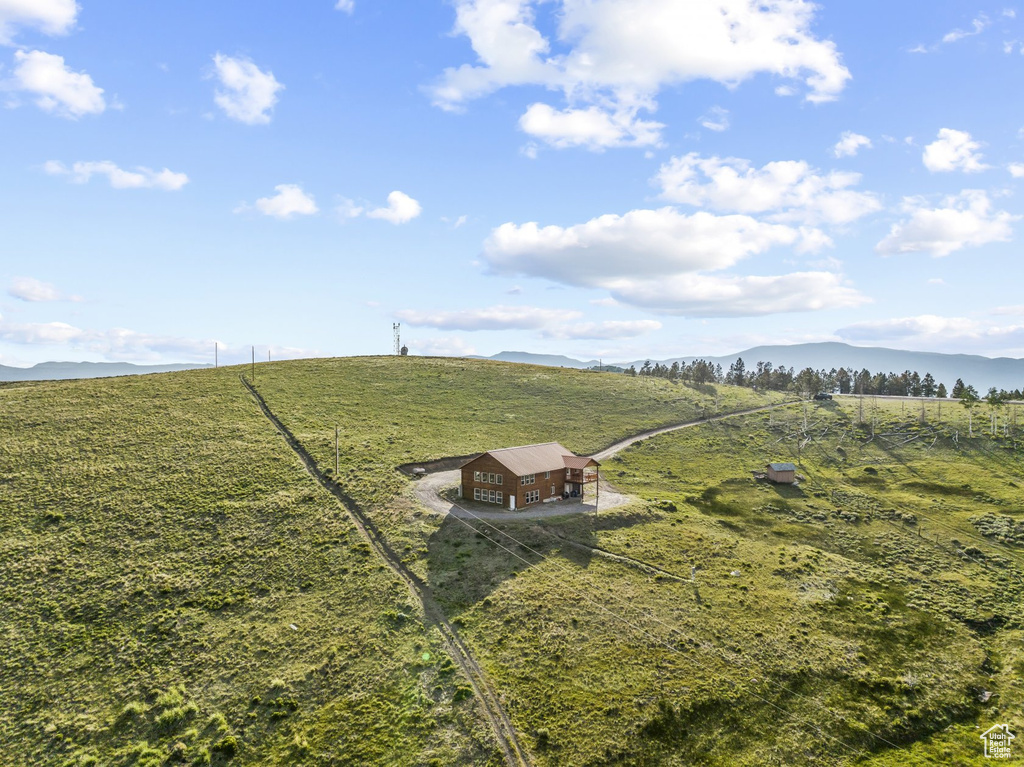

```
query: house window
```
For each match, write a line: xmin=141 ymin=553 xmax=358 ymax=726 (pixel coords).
xmin=497 ymin=491 xmax=503 ymax=504
xmin=473 ymin=488 xmax=481 ymax=501
xmin=521 ymin=474 xmax=535 ymax=486
xmin=496 ymin=474 xmax=503 ymax=485
xmin=524 ymin=489 xmax=540 ymax=504
xmin=486 ymin=472 xmax=492 ymax=484
xmin=474 ymin=471 xmax=481 ymax=482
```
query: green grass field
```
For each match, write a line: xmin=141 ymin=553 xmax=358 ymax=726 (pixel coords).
xmin=2 ymin=358 xmax=1021 ymax=765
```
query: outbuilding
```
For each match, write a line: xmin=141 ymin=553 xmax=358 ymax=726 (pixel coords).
xmin=766 ymin=462 xmax=797 ymax=484
xmin=460 ymin=442 xmax=600 ymax=511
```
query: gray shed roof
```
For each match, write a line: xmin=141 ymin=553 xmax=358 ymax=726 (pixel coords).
xmin=468 ymin=442 xmax=577 ymax=477
xmin=768 ymin=462 xmax=797 ymax=472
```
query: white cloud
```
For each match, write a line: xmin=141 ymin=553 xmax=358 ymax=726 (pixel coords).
xmin=942 ymin=15 xmax=989 ymax=44
xmin=605 ymin=271 xmax=868 ymax=317
xmin=248 ymin=184 xmax=318 ymax=220
xmin=9 ymin=49 xmax=104 ymax=118
xmin=431 ymin=0 xmax=850 ymax=149
xmin=484 ymin=207 xmax=817 ymax=286
xmin=655 ymin=153 xmax=882 ymax=226
xmin=44 ymin=160 xmax=188 ymax=190
xmin=396 ymin=305 xmax=580 ymax=331
xmin=832 ymin=131 xmax=872 ymax=158
xmin=211 ymin=53 xmax=283 ymax=125
xmin=699 ymin=106 xmax=729 ymax=132
xmin=480 ymin=206 xmax=864 ymax=317
xmin=366 ymin=191 xmax=422 ymax=224
xmin=8 ymin=276 xmax=80 ymax=302
xmin=835 ymin=314 xmax=1024 ymax=355
xmin=1009 ymin=162 xmax=1024 ymax=178
xmin=335 ymin=0 xmax=355 ymax=13
xmin=0 ymin=0 xmax=77 ymax=44
xmin=927 ymin=278 xmax=945 ymax=285
xmin=922 ymin=128 xmax=990 ymax=173
xmin=1005 ymin=9 xmax=1017 ymax=19
xmin=876 ymin=190 xmax=1017 ymax=257
xmin=519 ymin=103 xmax=663 ymax=150
xmin=542 ymin=319 xmax=662 ymax=339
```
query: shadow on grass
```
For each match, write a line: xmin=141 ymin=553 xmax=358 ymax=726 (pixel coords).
xmin=425 ymin=507 xmax=658 ymax=616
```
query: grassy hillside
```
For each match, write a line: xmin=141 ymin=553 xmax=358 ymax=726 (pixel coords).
xmin=0 ymin=369 xmax=500 ymax=766
xmin=4 ymin=356 xmax=1020 ymax=766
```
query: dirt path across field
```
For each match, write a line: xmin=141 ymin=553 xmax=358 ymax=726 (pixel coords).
xmin=412 ymin=401 xmax=796 ymax=522
xmin=241 ymin=377 xmax=531 ymax=767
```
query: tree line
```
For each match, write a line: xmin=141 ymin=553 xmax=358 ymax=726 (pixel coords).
xmin=624 ymin=357 xmax=1023 ymax=401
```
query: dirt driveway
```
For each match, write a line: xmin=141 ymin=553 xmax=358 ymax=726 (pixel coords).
xmin=409 ymin=401 xmax=793 ymax=521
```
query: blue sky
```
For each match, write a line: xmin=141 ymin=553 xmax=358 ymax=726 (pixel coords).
xmin=2 ymin=0 xmax=1024 ymax=367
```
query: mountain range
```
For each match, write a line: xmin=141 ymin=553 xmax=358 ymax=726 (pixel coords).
xmin=479 ymin=343 xmax=1024 ymax=392
xmin=0 ymin=361 xmax=211 ymax=382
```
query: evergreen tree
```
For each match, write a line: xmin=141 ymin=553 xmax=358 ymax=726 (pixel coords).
xmin=922 ymin=372 xmax=936 ymax=398
xmin=936 ymin=382 xmax=948 ymax=398
xmin=951 ymin=378 xmax=966 ymax=398
xmin=836 ymin=367 xmax=852 ymax=395
xmin=727 ymin=357 xmax=746 ymax=386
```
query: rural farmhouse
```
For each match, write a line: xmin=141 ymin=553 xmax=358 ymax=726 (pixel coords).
xmin=460 ymin=442 xmax=599 ymax=511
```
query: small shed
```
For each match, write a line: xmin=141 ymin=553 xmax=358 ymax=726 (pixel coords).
xmin=766 ymin=462 xmax=797 ymax=484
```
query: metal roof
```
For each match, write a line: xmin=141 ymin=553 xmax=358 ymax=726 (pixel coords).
xmin=563 ymin=455 xmax=599 ymax=470
xmin=467 ymin=442 xmax=594 ymax=477
xmin=768 ymin=462 xmax=797 ymax=471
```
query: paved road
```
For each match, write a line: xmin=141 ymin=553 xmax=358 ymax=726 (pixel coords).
xmin=411 ymin=401 xmax=795 ymax=521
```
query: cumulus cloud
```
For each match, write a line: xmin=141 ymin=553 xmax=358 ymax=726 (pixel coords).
xmin=211 ymin=53 xmax=283 ymax=125
xmin=605 ymin=271 xmax=867 ymax=317
xmin=832 ymin=131 xmax=872 ymax=158
xmin=484 ymin=207 xmax=819 ymax=286
xmin=396 ymin=305 xmax=579 ymax=331
xmin=9 ymin=49 xmax=105 ymax=118
xmin=876 ymin=190 xmax=1017 ymax=257
xmin=922 ymin=128 xmax=990 ymax=173
xmin=8 ymin=276 xmax=80 ymax=302
xmin=335 ymin=0 xmax=355 ymax=13
xmin=44 ymin=160 xmax=188 ymax=190
xmin=243 ymin=184 xmax=318 ymax=219
xmin=480 ymin=206 xmax=865 ymax=317
xmin=654 ymin=153 xmax=882 ymax=226
xmin=1009 ymin=163 xmax=1024 ymax=178
xmin=699 ymin=106 xmax=730 ymax=132
xmin=0 ymin=0 xmax=78 ymax=44
xmin=365 ymin=191 xmax=422 ymax=224
xmin=519 ymin=103 xmax=664 ymax=149
xmin=430 ymin=0 xmax=850 ymax=150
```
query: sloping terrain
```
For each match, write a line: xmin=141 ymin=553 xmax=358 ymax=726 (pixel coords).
xmin=2 ymin=357 xmax=1020 ymax=766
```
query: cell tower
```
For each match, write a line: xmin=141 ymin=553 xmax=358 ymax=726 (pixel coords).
xmin=393 ymin=323 xmax=401 ymax=355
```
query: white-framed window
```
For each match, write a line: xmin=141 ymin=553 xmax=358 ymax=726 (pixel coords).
xmin=545 ymin=471 xmax=550 ymax=479
xmin=524 ymin=489 xmax=540 ymax=504
xmin=497 ymin=491 xmax=503 ymax=504
xmin=474 ymin=488 xmax=481 ymax=501
xmin=489 ymin=489 xmax=496 ymax=503
xmin=474 ymin=471 xmax=481 ymax=482
xmin=521 ymin=474 xmax=535 ymax=486
xmin=486 ymin=472 xmax=492 ymax=484
xmin=496 ymin=474 xmax=503 ymax=485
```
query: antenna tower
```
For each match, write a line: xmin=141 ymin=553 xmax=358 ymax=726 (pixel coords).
xmin=393 ymin=323 xmax=401 ymax=355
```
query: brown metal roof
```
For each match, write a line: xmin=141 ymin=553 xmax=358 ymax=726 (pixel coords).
xmin=563 ymin=455 xmax=599 ymax=470
xmin=468 ymin=442 xmax=596 ymax=477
